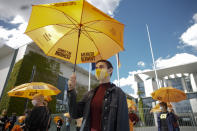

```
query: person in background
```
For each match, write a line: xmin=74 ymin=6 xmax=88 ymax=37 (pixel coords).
xmin=157 ymin=102 xmax=176 ymax=131
xmin=169 ymin=109 xmax=180 ymax=131
xmin=25 ymin=94 xmax=51 ymax=131
xmin=56 ymin=118 xmax=63 ymax=131
xmin=76 ymin=118 xmax=83 ymax=131
xmin=0 ymin=109 xmax=9 ymax=131
xmin=8 ymin=112 xmax=17 ymax=131
xmin=18 ymin=115 xmax=26 ymax=131
xmin=128 ymin=108 xmax=139 ymax=131
xmin=68 ymin=60 xmax=130 ymax=131
xmin=64 ymin=113 xmax=71 ymax=131
xmin=44 ymin=96 xmax=52 ymax=107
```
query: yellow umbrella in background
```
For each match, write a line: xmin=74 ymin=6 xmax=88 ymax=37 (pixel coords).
xmin=151 ymin=87 xmax=186 ymax=103
xmin=127 ymin=99 xmax=137 ymax=111
xmin=25 ymin=0 xmax=124 ymax=71
xmin=8 ymin=82 xmax=61 ymax=99
xmin=64 ymin=112 xmax=70 ymax=118
xmin=54 ymin=116 xmax=64 ymax=124
xmin=150 ymin=102 xmax=172 ymax=113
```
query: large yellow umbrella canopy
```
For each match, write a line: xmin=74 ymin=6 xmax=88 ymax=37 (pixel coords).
xmin=150 ymin=103 xmax=172 ymax=113
xmin=8 ymin=82 xmax=61 ymax=99
xmin=151 ymin=87 xmax=187 ymax=102
xmin=25 ymin=0 xmax=124 ymax=71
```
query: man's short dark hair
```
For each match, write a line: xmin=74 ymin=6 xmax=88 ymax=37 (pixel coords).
xmin=96 ymin=60 xmax=113 ymax=69
xmin=159 ymin=102 xmax=167 ymax=109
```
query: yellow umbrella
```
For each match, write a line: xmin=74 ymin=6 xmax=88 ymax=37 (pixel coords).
xmin=127 ymin=99 xmax=137 ymax=111
xmin=25 ymin=0 xmax=124 ymax=71
xmin=151 ymin=87 xmax=186 ymax=102
xmin=7 ymin=82 xmax=61 ymax=99
xmin=54 ymin=116 xmax=64 ymax=124
xmin=64 ymin=113 xmax=70 ymax=118
xmin=150 ymin=102 xmax=172 ymax=113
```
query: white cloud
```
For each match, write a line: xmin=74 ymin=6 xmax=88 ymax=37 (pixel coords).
xmin=0 ymin=0 xmax=121 ymax=48
xmin=0 ymin=15 xmax=32 ymax=48
xmin=179 ymin=13 xmax=197 ymax=49
xmin=137 ymin=61 xmax=145 ymax=67
xmin=193 ymin=13 xmax=197 ymax=23
xmin=155 ymin=53 xmax=197 ymax=69
xmin=87 ymin=0 xmax=121 ymax=16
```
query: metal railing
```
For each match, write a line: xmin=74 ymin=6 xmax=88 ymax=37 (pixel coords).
xmin=133 ymin=107 xmax=197 ymax=131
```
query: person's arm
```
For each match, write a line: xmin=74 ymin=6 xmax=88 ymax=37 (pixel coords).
xmin=68 ymin=89 xmax=89 ymax=119
xmin=67 ymin=73 xmax=90 ymax=119
xmin=116 ymin=88 xmax=130 ymax=131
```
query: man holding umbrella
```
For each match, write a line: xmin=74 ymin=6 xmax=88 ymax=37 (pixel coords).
xmin=67 ymin=60 xmax=129 ymax=131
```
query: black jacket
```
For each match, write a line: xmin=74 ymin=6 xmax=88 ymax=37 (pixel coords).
xmin=68 ymin=83 xmax=130 ymax=131
xmin=25 ymin=106 xmax=50 ymax=131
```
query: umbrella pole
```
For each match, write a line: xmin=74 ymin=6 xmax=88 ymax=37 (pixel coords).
xmin=73 ymin=27 xmax=82 ymax=72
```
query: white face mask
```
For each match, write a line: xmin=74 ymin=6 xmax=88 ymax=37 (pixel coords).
xmin=160 ymin=106 xmax=164 ymax=111
xmin=95 ymin=68 xmax=109 ymax=80
xmin=32 ymin=100 xmax=37 ymax=106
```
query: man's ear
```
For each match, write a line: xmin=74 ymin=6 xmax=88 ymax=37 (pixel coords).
xmin=109 ymin=68 xmax=113 ymax=75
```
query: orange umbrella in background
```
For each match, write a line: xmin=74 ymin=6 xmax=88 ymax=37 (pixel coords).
xmin=25 ymin=0 xmax=124 ymax=72
xmin=54 ymin=116 xmax=64 ymax=124
xmin=151 ymin=87 xmax=186 ymax=102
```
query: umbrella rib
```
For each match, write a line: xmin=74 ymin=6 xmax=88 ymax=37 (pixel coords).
xmin=56 ymin=24 xmax=78 ymax=30
xmin=80 ymin=29 xmax=104 ymax=58
xmin=25 ymin=6 xmax=79 ymax=33
xmin=34 ymin=5 xmax=79 ymax=26
xmin=25 ymin=24 xmax=77 ymax=34
xmin=83 ymin=19 xmax=124 ymax=26
xmin=83 ymin=26 xmax=124 ymax=50
xmin=46 ymin=28 xmax=77 ymax=55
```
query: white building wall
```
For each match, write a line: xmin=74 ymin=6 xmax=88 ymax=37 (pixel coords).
xmin=190 ymin=73 xmax=197 ymax=92
xmin=144 ymin=79 xmax=153 ymax=97
xmin=0 ymin=52 xmax=14 ymax=96
xmin=60 ymin=63 xmax=97 ymax=87
xmin=15 ymin=45 xmax=27 ymax=63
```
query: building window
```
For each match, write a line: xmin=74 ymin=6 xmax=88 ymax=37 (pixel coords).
xmin=56 ymin=75 xmax=69 ymax=113
xmin=169 ymin=78 xmax=184 ymax=91
xmin=185 ymin=76 xmax=193 ymax=92
xmin=137 ymin=82 xmax=145 ymax=98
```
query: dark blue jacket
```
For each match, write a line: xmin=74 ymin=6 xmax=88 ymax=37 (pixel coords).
xmin=68 ymin=83 xmax=130 ymax=131
xmin=157 ymin=112 xmax=176 ymax=131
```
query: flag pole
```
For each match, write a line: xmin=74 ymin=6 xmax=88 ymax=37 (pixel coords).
xmin=88 ymin=63 xmax=91 ymax=91
xmin=146 ymin=24 xmax=161 ymax=88
xmin=116 ymin=54 xmax=120 ymax=87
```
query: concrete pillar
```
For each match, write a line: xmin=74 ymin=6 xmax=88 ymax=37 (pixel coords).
xmin=163 ymin=78 xmax=168 ymax=87
xmin=152 ymin=102 xmax=158 ymax=126
xmin=190 ymin=73 xmax=197 ymax=92
xmin=181 ymin=77 xmax=187 ymax=93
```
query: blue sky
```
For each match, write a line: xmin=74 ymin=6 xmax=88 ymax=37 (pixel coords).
xmin=1 ymin=0 xmax=197 ymax=96
xmin=112 ymin=0 xmax=197 ymax=76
